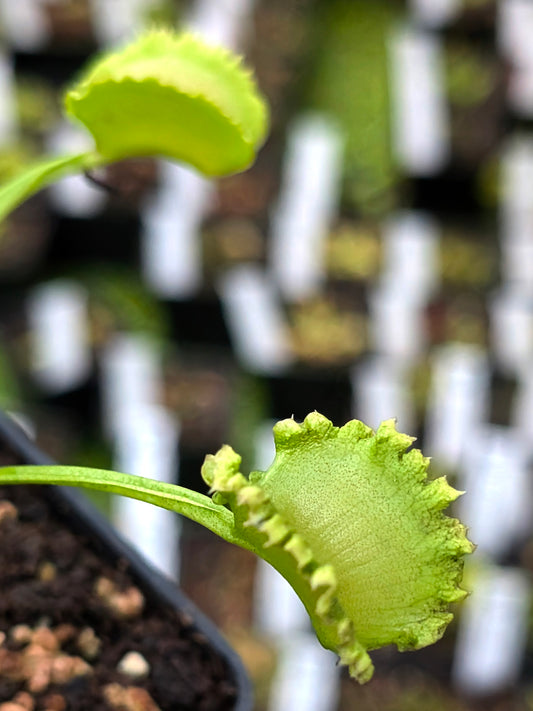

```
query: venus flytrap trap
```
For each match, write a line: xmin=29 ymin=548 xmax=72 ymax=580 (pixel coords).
xmin=0 ymin=29 xmax=473 ymax=685
xmin=0 ymin=28 xmax=268 ymax=222
xmin=0 ymin=413 xmax=473 ymax=683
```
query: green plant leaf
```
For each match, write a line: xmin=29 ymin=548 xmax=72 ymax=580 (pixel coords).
xmin=0 ymin=151 xmax=99 ymax=224
xmin=65 ymin=30 xmax=269 ymax=176
xmin=0 ymin=464 xmax=244 ymax=547
xmin=202 ymin=413 xmax=474 ymax=682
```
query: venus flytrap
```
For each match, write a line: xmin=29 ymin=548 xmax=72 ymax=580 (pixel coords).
xmin=0 ymin=413 xmax=473 ymax=683
xmin=0 ymin=29 xmax=268 ymax=222
xmin=0 ymin=30 xmax=473 ymax=684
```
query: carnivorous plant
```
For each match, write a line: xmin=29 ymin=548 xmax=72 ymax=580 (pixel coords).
xmin=0 ymin=30 xmax=473 ymax=683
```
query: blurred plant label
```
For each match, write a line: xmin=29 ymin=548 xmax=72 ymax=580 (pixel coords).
xmin=453 ymin=566 xmax=530 ymax=695
xmin=100 ymin=333 xmax=163 ymax=438
xmin=254 ymin=560 xmax=310 ymax=638
xmin=27 ymin=280 xmax=91 ymax=393
xmin=270 ymin=114 xmax=344 ymax=301
xmin=501 ymin=210 xmax=533 ymax=293
xmin=47 ymin=124 xmax=106 ymax=217
xmin=267 ymin=634 xmax=339 ymax=711
xmin=425 ymin=344 xmax=489 ymax=470
xmin=410 ymin=0 xmax=460 ymax=27
xmin=352 ymin=357 xmax=414 ymax=435
xmin=388 ymin=25 xmax=449 ymax=175
xmin=218 ymin=266 xmax=293 ymax=374
xmin=490 ymin=287 xmax=533 ymax=376
xmin=380 ymin=211 xmax=440 ymax=300
xmin=368 ymin=284 xmax=427 ymax=362
xmin=186 ymin=0 xmax=255 ymax=50
xmin=141 ymin=163 xmax=213 ymax=299
xmin=90 ymin=0 xmax=155 ymax=45
xmin=500 ymin=139 xmax=533 ymax=291
xmin=511 ymin=367 xmax=533 ymax=455
xmin=0 ymin=53 xmax=16 ymax=146
xmin=113 ymin=405 xmax=181 ymax=580
xmin=457 ymin=427 xmax=532 ymax=558
xmin=0 ymin=0 xmax=49 ymax=51
xmin=501 ymin=137 xmax=533 ymax=213
xmin=499 ymin=0 xmax=533 ymax=115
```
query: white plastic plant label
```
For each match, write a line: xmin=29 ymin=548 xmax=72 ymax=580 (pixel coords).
xmin=113 ymin=405 xmax=181 ymax=580
xmin=27 ymin=280 xmax=91 ymax=393
xmin=501 ymin=136 xmax=533 ymax=214
xmin=458 ymin=426 xmax=532 ymax=558
xmin=490 ymin=287 xmax=533 ymax=376
xmin=500 ymin=209 xmax=533 ymax=293
xmin=99 ymin=333 xmax=163 ymax=438
xmin=254 ymin=560 xmax=310 ymax=639
xmin=0 ymin=53 xmax=16 ymax=147
xmin=380 ymin=211 xmax=440 ymax=300
xmin=453 ymin=566 xmax=531 ymax=695
xmin=388 ymin=25 xmax=449 ymax=175
xmin=141 ymin=162 xmax=213 ymax=299
xmin=186 ymin=0 xmax=256 ymax=50
xmin=498 ymin=0 xmax=533 ymax=115
xmin=270 ymin=114 xmax=344 ymax=301
xmin=90 ymin=0 xmax=156 ymax=46
xmin=267 ymin=634 xmax=339 ymax=711
xmin=46 ymin=123 xmax=106 ymax=217
xmin=368 ymin=284 xmax=427 ymax=362
xmin=425 ymin=344 xmax=490 ymax=470
xmin=351 ymin=356 xmax=415 ymax=435
xmin=511 ymin=366 xmax=533 ymax=455
xmin=217 ymin=266 xmax=293 ymax=374
xmin=0 ymin=0 xmax=49 ymax=51
xmin=410 ymin=0 xmax=460 ymax=27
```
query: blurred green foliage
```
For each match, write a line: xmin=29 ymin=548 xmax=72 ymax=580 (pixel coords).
xmin=305 ymin=0 xmax=401 ymax=215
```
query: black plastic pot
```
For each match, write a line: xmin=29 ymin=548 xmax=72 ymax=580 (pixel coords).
xmin=0 ymin=409 xmax=253 ymax=711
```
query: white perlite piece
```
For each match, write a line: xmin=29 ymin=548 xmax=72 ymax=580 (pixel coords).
xmin=117 ymin=651 xmax=151 ymax=679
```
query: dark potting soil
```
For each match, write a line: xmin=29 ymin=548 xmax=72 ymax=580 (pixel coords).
xmin=0 ymin=483 xmax=238 ymax=711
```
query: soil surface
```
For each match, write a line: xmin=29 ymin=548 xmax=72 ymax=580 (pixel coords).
xmin=0 ymin=482 xmax=238 ymax=711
